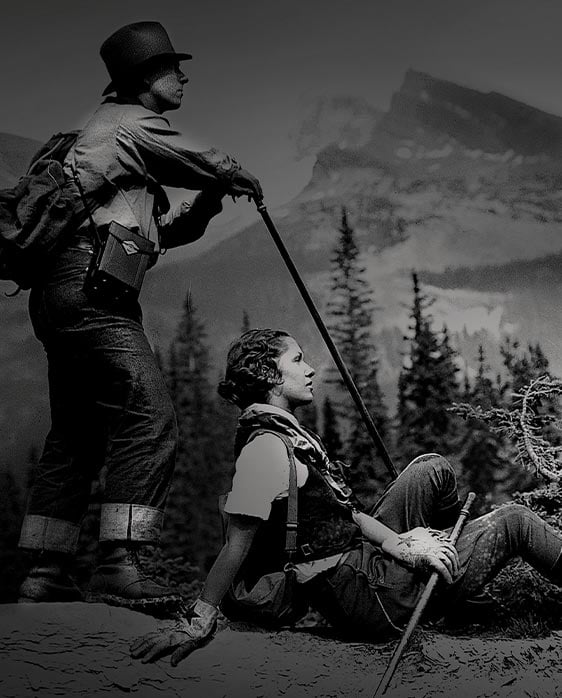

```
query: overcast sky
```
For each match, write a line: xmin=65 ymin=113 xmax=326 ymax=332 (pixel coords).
xmin=2 ymin=0 xmax=562 ymax=211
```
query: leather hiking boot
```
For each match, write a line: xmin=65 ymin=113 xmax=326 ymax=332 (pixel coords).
xmin=18 ymin=552 xmax=83 ymax=603
xmin=87 ymin=545 xmax=181 ymax=613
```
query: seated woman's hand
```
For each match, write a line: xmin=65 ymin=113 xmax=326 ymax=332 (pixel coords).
xmin=130 ymin=598 xmax=218 ymax=666
xmin=381 ymin=527 xmax=459 ymax=583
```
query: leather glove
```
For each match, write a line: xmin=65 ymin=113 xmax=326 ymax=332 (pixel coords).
xmin=381 ymin=527 xmax=460 ymax=584
xmin=130 ymin=598 xmax=218 ymax=666
xmin=228 ymin=168 xmax=263 ymax=202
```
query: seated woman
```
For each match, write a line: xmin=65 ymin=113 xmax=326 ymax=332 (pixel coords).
xmin=132 ymin=328 xmax=562 ymax=666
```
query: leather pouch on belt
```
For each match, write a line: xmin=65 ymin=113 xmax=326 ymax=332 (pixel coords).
xmin=84 ymin=220 xmax=155 ymax=302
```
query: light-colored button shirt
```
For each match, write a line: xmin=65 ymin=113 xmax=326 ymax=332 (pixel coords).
xmin=64 ymin=100 xmax=238 ymax=250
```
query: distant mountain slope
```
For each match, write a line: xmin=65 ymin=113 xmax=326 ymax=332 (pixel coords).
xmin=0 ymin=132 xmax=41 ymax=187
xmin=421 ymin=251 xmax=562 ymax=293
xmin=0 ymin=133 xmax=47 ymax=474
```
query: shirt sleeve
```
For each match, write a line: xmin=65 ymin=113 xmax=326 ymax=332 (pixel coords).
xmin=117 ymin=112 xmax=240 ymax=190
xmin=224 ymin=434 xmax=295 ymax=520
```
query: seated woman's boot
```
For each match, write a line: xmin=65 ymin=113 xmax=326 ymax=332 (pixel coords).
xmin=18 ymin=551 xmax=83 ymax=603
xmin=87 ymin=544 xmax=181 ymax=613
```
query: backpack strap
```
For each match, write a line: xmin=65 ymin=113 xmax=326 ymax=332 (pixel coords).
xmin=70 ymin=166 xmax=102 ymax=249
xmin=26 ymin=131 xmax=80 ymax=175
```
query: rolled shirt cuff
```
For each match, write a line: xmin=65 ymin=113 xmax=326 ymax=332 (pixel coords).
xmin=99 ymin=503 xmax=164 ymax=543
xmin=19 ymin=515 xmax=81 ymax=554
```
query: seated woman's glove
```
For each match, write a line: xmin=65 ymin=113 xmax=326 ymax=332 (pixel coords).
xmin=228 ymin=168 xmax=263 ymax=202
xmin=130 ymin=598 xmax=218 ymax=666
xmin=381 ymin=527 xmax=459 ymax=584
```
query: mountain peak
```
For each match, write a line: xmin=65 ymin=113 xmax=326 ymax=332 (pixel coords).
xmin=382 ymin=69 xmax=562 ymax=155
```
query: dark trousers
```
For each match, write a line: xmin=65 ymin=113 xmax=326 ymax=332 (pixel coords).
xmin=19 ymin=241 xmax=177 ymax=553
xmin=308 ymin=454 xmax=562 ymax=638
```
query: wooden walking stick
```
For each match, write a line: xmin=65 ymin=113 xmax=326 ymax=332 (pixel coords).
xmin=373 ymin=491 xmax=476 ymax=696
xmin=256 ymin=200 xmax=398 ymax=480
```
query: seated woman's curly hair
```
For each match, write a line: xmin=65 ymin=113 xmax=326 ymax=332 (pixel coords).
xmin=217 ymin=329 xmax=291 ymax=408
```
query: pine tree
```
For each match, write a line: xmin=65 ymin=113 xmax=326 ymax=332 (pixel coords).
xmin=440 ymin=325 xmax=462 ymax=408
xmin=299 ymin=401 xmax=318 ymax=433
xmin=167 ymin=343 xmax=180 ymax=408
xmin=472 ymin=346 xmax=501 ymax=411
xmin=322 ymin=396 xmax=343 ymax=460
xmin=500 ymin=339 xmax=552 ymax=396
xmin=499 ymin=338 xmax=561 ymax=490
xmin=500 ymin=339 xmax=560 ymax=446
xmin=460 ymin=346 xmax=511 ymax=513
xmin=162 ymin=293 xmax=232 ymax=572
xmin=325 ymin=208 xmax=389 ymax=498
xmin=241 ymin=309 xmax=251 ymax=334
xmin=396 ymin=272 xmax=463 ymax=466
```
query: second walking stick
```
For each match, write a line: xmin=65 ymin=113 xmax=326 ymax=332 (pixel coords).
xmin=373 ymin=491 xmax=476 ymax=696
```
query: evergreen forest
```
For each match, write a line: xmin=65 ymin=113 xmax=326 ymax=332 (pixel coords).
xmin=2 ymin=208 xmax=562 ymax=630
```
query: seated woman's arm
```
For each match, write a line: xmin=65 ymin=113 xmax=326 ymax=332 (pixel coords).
xmin=352 ymin=510 xmax=459 ymax=584
xmin=200 ymin=514 xmax=262 ymax=606
xmin=130 ymin=513 xmax=260 ymax=666
xmin=132 ymin=434 xmax=303 ymax=666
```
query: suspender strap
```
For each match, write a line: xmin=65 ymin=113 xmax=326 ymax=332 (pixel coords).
xmin=246 ymin=429 xmax=298 ymax=561
xmin=278 ymin=433 xmax=298 ymax=560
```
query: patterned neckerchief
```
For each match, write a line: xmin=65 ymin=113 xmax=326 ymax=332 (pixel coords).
xmin=235 ymin=404 xmax=355 ymax=505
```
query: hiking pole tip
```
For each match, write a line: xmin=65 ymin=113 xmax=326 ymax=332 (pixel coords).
xmin=372 ymin=491 xmax=476 ymax=696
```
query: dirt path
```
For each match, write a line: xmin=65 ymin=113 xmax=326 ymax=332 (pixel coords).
xmin=1 ymin=603 xmax=562 ymax=697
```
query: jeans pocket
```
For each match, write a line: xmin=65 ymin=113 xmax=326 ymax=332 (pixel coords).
xmin=375 ymin=558 xmax=424 ymax=621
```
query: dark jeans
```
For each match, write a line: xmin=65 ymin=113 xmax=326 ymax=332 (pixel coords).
xmin=19 ymin=240 xmax=177 ymax=553
xmin=307 ymin=454 xmax=562 ymax=638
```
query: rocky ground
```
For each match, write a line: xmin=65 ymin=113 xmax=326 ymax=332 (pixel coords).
xmin=1 ymin=603 xmax=562 ymax=698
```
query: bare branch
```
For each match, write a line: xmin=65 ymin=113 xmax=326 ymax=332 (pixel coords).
xmin=450 ymin=375 xmax=562 ymax=482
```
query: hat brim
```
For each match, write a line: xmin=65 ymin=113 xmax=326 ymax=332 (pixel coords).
xmin=102 ymin=52 xmax=192 ymax=96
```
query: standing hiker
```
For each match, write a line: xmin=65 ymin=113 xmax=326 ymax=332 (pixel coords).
xmin=132 ymin=328 xmax=562 ymax=665
xmin=17 ymin=21 xmax=262 ymax=607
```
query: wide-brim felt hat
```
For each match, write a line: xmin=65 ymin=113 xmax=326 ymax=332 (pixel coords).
xmin=100 ymin=21 xmax=192 ymax=96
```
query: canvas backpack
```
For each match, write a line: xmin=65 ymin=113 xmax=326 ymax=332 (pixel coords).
xmin=0 ymin=131 xmax=87 ymax=293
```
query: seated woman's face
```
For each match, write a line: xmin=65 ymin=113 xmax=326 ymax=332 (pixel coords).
xmin=269 ymin=337 xmax=315 ymax=411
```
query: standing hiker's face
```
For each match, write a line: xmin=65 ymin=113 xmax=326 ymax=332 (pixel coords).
xmin=143 ymin=58 xmax=188 ymax=113
xmin=268 ymin=337 xmax=315 ymax=412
